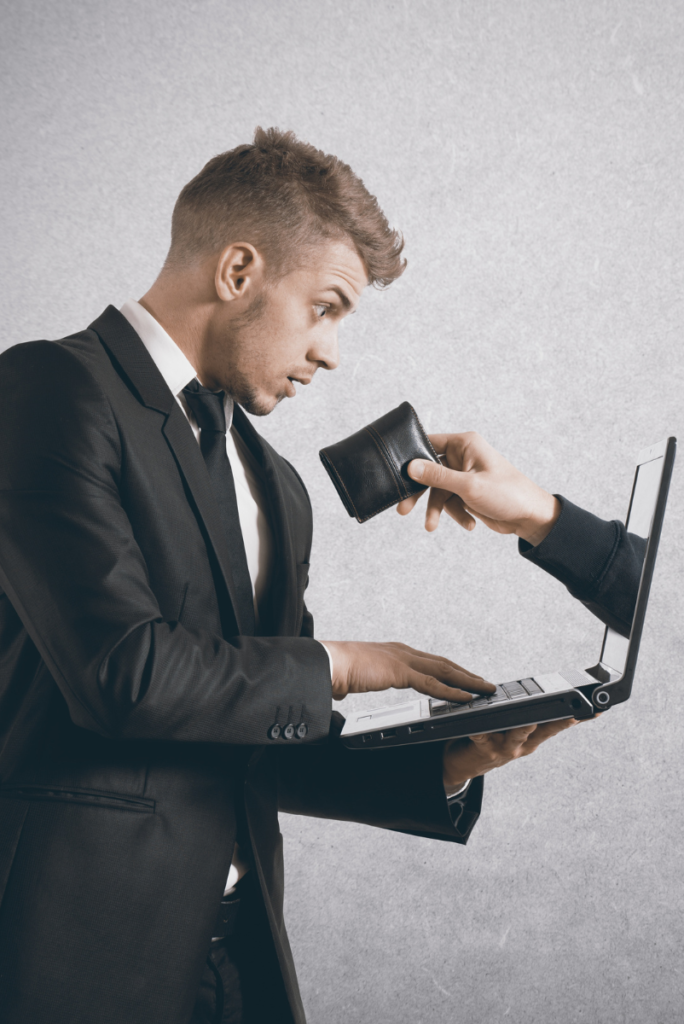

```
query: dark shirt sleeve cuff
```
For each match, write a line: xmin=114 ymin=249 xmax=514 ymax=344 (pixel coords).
xmin=518 ymin=494 xmax=644 ymax=637
xmin=518 ymin=494 xmax=619 ymax=594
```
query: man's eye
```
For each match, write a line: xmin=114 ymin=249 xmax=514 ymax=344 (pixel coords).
xmin=313 ymin=304 xmax=328 ymax=318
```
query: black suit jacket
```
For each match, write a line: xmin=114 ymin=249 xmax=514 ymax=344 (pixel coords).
xmin=0 ymin=307 xmax=479 ymax=1024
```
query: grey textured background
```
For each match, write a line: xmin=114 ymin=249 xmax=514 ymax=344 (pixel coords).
xmin=2 ymin=1 xmax=683 ymax=1021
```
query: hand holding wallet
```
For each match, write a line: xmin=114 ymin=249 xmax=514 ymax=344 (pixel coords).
xmin=319 ymin=402 xmax=441 ymax=523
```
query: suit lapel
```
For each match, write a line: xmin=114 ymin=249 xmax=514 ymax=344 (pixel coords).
xmin=232 ymin=406 xmax=298 ymax=637
xmin=90 ymin=305 xmax=254 ymax=636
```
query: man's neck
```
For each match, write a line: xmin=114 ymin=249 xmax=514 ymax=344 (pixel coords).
xmin=139 ymin=272 xmax=213 ymax=377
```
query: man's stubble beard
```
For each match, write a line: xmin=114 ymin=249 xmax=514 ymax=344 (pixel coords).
xmin=226 ymin=371 xmax=278 ymax=417
xmin=221 ymin=291 xmax=278 ymax=416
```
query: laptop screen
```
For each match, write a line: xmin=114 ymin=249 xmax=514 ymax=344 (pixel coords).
xmin=599 ymin=454 xmax=666 ymax=674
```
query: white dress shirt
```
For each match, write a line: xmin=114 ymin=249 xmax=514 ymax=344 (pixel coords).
xmin=120 ymin=299 xmax=273 ymax=628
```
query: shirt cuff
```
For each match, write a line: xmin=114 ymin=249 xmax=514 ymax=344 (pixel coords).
xmin=319 ymin=642 xmax=334 ymax=682
xmin=444 ymin=779 xmax=473 ymax=829
xmin=444 ymin=779 xmax=471 ymax=800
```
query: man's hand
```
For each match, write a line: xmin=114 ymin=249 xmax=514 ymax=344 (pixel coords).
xmin=397 ymin=431 xmax=560 ymax=546
xmin=442 ymin=717 xmax=581 ymax=791
xmin=322 ymin=640 xmax=496 ymax=702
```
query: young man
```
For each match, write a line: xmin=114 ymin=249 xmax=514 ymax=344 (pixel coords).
xmin=0 ymin=129 xmax=615 ymax=1024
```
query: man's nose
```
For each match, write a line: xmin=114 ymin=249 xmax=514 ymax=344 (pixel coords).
xmin=309 ymin=330 xmax=339 ymax=371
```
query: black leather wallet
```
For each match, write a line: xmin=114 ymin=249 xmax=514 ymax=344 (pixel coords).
xmin=319 ymin=402 xmax=440 ymax=523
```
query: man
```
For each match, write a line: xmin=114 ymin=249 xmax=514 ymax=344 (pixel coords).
xmin=0 ymin=128 xmax=630 ymax=1024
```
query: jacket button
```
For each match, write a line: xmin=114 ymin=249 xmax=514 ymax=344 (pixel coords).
xmin=268 ymin=724 xmax=281 ymax=740
xmin=296 ymin=723 xmax=308 ymax=739
xmin=283 ymin=723 xmax=295 ymax=740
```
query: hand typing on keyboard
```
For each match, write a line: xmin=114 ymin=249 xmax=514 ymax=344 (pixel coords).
xmin=322 ymin=640 xmax=496 ymax=703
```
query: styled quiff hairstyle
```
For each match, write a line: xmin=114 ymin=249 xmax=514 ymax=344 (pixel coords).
xmin=165 ymin=127 xmax=406 ymax=287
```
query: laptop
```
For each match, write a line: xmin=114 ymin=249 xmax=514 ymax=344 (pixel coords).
xmin=340 ymin=437 xmax=677 ymax=749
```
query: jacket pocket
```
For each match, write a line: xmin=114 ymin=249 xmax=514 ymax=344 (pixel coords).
xmin=0 ymin=784 xmax=155 ymax=813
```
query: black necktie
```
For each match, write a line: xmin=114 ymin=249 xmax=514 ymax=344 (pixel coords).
xmin=182 ymin=379 xmax=256 ymax=636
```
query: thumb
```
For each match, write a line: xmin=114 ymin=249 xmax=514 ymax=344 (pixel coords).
xmin=407 ymin=459 xmax=470 ymax=496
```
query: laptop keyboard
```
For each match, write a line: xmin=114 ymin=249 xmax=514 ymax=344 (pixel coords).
xmin=429 ymin=678 xmax=543 ymax=717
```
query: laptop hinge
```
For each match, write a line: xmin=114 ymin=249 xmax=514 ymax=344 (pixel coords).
xmin=585 ymin=662 xmax=612 ymax=683
xmin=580 ymin=662 xmax=632 ymax=710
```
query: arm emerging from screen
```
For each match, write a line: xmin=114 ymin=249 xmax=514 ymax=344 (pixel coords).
xmin=398 ymin=432 xmax=645 ymax=637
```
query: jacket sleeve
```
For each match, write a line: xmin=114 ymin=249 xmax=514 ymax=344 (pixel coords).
xmin=0 ymin=340 xmax=332 ymax=745
xmin=519 ymin=495 xmax=645 ymax=637
xmin=276 ymin=712 xmax=483 ymax=845
xmin=291 ymin=521 xmax=480 ymax=845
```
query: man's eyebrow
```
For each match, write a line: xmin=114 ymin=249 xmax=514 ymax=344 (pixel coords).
xmin=324 ymin=285 xmax=354 ymax=310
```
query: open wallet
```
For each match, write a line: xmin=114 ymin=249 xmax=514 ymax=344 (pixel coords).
xmin=319 ymin=401 xmax=441 ymax=523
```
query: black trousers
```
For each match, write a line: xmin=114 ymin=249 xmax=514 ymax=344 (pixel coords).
xmin=190 ymin=873 xmax=293 ymax=1024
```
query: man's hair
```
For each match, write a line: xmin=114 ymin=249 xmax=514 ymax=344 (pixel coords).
xmin=165 ymin=127 xmax=406 ymax=287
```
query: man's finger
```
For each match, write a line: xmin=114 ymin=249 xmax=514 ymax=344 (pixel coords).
xmin=425 ymin=488 xmax=450 ymax=531
xmin=445 ymin=662 xmax=492 ymax=685
xmin=443 ymin=494 xmax=477 ymax=531
xmin=440 ymin=672 xmax=495 ymax=695
xmin=408 ymin=674 xmax=475 ymax=703
xmin=410 ymin=660 xmax=494 ymax=696
xmin=455 ymin=505 xmax=515 ymax=536
xmin=504 ymin=724 xmax=538 ymax=742
xmin=407 ymin=458 xmax=473 ymax=498
xmin=401 ymin=650 xmax=494 ymax=692
xmin=427 ymin=433 xmax=468 ymax=457
xmin=522 ymin=717 xmax=577 ymax=747
xmin=470 ymin=725 xmax=537 ymax=751
xmin=396 ymin=490 xmax=426 ymax=516
xmin=499 ymin=725 xmax=539 ymax=753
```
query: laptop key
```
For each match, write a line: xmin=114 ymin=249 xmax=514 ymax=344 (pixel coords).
xmin=502 ymin=681 xmax=527 ymax=698
xmin=521 ymin=678 xmax=542 ymax=695
xmin=429 ymin=699 xmax=470 ymax=716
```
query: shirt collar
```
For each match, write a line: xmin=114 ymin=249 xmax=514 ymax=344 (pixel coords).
xmin=119 ymin=299 xmax=234 ymax=429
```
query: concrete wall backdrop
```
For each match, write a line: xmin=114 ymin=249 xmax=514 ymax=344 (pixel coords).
xmin=2 ymin=1 xmax=683 ymax=1021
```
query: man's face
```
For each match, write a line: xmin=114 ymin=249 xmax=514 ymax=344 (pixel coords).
xmin=205 ymin=240 xmax=368 ymax=415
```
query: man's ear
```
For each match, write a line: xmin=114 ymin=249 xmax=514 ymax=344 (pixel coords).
xmin=215 ymin=243 xmax=264 ymax=302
